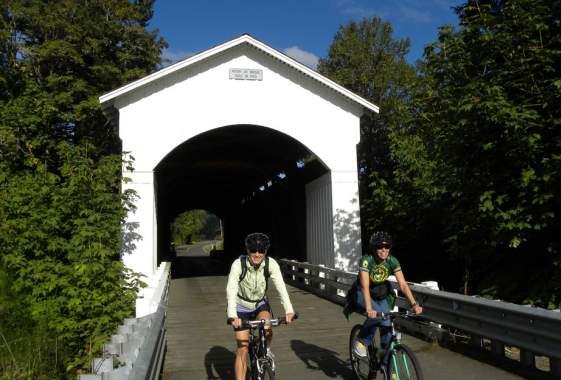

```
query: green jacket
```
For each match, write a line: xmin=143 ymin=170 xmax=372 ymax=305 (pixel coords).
xmin=226 ymin=256 xmax=294 ymax=319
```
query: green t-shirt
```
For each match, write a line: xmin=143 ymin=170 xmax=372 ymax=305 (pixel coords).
xmin=358 ymin=254 xmax=401 ymax=299
xmin=343 ymin=254 xmax=402 ymax=319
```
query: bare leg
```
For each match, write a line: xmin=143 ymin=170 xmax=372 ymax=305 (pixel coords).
xmin=234 ymin=330 xmax=249 ymax=380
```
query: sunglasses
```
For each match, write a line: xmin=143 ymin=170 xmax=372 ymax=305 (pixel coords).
xmin=375 ymin=244 xmax=392 ymax=250
xmin=248 ymin=250 xmax=267 ymax=255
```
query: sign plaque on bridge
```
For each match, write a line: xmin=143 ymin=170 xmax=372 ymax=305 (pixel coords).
xmin=229 ymin=68 xmax=263 ymax=81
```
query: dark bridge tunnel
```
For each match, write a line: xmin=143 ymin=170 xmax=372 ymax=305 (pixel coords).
xmin=154 ymin=124 xmax=329 ymax=273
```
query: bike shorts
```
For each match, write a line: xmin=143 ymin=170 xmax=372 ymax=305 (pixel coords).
xmin=233 ymin=302 xmax=272 ymax=332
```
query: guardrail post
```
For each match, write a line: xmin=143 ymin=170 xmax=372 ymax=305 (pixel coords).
xmin=469 ymin=335 xmax=483 ymax=348
xmin=551 ymin=358 xmax=561 ymax=377
xmin=519 ymin=349 xmax=535 ymax=369
xmin=328 ymin=271 xmax=338 ymax=300
xmin=490 ymin=340 xmax=505 ymax=357
xmin=318 ymin=265 xmax=326 ymax=292
xmin=290 ymin=262 xmax=296 ymax=281
xmin=336 ymin=273 xmax=345 ymax=298
xmin=293 ymin=263 xmax=301 ymax=285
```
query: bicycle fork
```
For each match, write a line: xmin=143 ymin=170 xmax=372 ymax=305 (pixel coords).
xmin=387 ymin=344 xmax=414 ymax=380
xmin=256 ymin=325 xmax=275 ymax=374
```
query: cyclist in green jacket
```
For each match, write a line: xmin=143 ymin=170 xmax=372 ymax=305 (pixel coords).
xmin=353 ymin=231 xmax=422 ymax=358
xmin=226 ymin=232 xmax=295 ymax=380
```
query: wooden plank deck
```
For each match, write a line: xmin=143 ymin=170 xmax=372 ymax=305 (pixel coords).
xmin=162 ymin=260 xmax=527 ymax=380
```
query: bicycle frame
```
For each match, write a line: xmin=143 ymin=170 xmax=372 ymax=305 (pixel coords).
xmin=380 ymin=318 xmax=401 ymax=366
xmin=351 ymin=311 xmax=422 ymax=380
xmin=227 ymin=315 xmax=297 ymax=379
xmin=380 ymin=314 xmax=420 ymax=380
xmin=247 ymin=322 xmax=272 ymax=374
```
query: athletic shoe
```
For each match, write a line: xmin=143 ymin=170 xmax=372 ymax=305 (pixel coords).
xmin=353 ymin=340 xmax=368 ymax=358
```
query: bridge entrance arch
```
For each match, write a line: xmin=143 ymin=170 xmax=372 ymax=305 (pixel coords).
xmin=155 ymin=124 xmax=329 ymax=264
xmin=100 ymin=34 xmax=379 ymax=280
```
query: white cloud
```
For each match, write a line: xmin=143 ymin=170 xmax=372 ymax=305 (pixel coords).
xmin=335 ymin=0 xmax=433 ymax=24
xmin=431 ymin=0 xmax=460 ymax=10
xmin=161 ymin=48 xmax=195 ymax=66
xmin=283 ymin=46 xmax=319 ymax=70
xmin=335 ymin=0 xmax=386 ymax=18
xmin=398 ymin=4 xmax=433 ymax=23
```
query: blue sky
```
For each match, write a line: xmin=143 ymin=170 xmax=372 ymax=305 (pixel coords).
xmin=149 ymin=0 xmax=462 ymax=69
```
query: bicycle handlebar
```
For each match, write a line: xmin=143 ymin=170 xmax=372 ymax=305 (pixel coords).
xmin=227 ymin=312 xmax=299 ymax=327
xmin=375 ymin=310 xmax=419 ymax=320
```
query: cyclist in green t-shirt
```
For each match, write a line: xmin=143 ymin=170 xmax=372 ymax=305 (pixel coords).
xmin=353 ymin=231 xmax=422 ymax=358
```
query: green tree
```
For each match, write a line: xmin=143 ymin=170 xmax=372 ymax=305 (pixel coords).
xmin=1 ymin=144 xmax=140 ymax=374
xmin=318 ymin=17 xmax=444 ymax=278
xmin=417 ymin=0 xmax=561 ymax=305
xmin=201 ymin=212 xmax=221 ymax=240
xmin=0 ymin=0 xmax=167 ymax=375
xmin=1 ymin=0 xmax=166 ymax=163
xmin=171 ymin=209 xmax=208 ymax=245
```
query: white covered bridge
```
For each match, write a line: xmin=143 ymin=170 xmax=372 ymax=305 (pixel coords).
xmin=99 ymin=34 xmax=379 ymax=289
xmin=90 ymin=35 xmax=561 ymax=380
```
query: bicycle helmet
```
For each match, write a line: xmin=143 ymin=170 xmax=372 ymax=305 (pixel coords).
xmin=369 ymin=231 xmax=392 ymax=250
xmin=245 ymin=232 xmax=271 ymax=253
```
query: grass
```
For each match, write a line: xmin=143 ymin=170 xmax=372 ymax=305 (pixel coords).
xmin=0 ymin=323 xmax=67 ymax=379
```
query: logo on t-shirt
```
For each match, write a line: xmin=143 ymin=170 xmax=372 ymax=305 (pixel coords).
xmin=370 ymin=264 xmax=389 ymax=283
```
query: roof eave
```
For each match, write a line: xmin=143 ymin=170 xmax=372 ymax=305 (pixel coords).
xmin=98 ymin=34 xmax=379 ymax=114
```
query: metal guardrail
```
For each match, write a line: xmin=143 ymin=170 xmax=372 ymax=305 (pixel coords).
xmin=278 ymin=259 xmax=561 ymax=377
xmin=79 ymin=261 xmax=170 ymax=380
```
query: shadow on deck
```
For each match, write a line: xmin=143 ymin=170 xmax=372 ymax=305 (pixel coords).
xmin=171 ymin=256 xmax=231 ymax=279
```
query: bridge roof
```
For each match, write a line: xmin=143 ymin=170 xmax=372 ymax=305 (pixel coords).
xmin=99 ymin=34 xmax=379 ymax=114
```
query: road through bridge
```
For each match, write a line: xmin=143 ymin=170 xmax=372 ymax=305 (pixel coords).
xmin=162 ymin=249 xmax=540 ymax=380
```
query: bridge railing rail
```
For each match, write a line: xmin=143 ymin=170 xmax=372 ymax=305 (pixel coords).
xmin=79 ymin=261 xmax=170 ymax=380
xmin=278 ymin=259 xmax=561 ymax=377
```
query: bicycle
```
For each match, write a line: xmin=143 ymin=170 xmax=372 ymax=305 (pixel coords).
xmin=349 ymin=311 xmax=424 ymax=380
xmin=228 ymin=313 xmax=298 ymax=380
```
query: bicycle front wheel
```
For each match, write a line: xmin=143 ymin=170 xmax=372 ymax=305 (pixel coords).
xmin=349 ymin=324 xmax=375 ymax=380
xmin=258 ymin=363 xmax=275 ymax=380
xmin=386 ymin=344 xmax=423 ymax=380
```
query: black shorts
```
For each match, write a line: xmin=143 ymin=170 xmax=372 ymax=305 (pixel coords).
xmin=233 ymin=302 xmax=272 ymax=332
